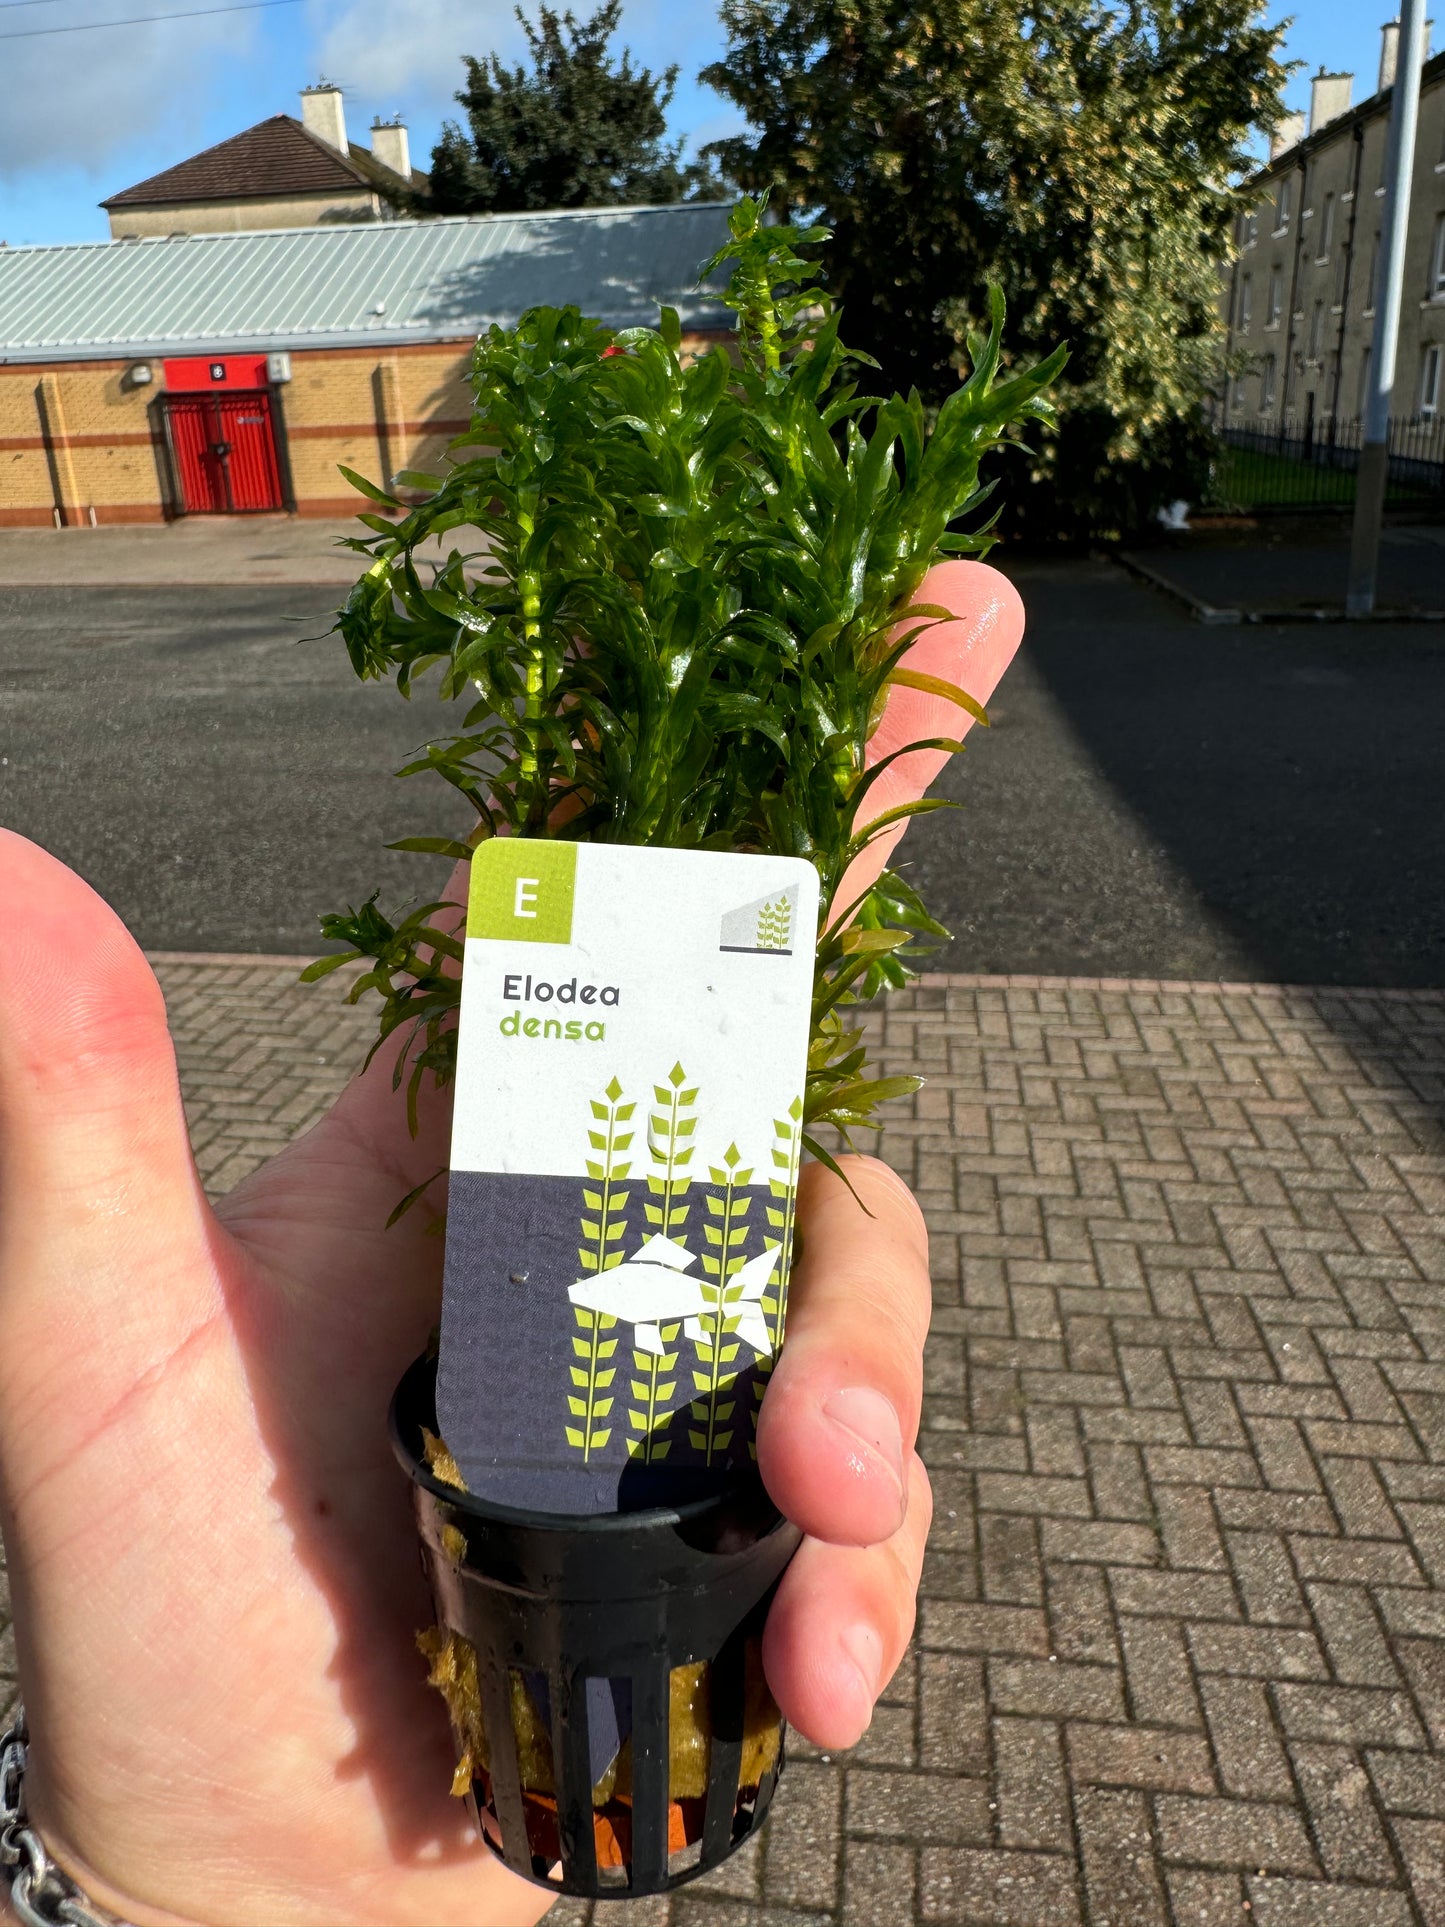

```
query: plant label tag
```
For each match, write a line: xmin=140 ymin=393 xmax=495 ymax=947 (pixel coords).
xmin=438 ymin=839 xmax=820 ymax=1515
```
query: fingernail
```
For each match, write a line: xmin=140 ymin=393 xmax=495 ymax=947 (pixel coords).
xmin=839 ymin=1622 xmax=884 ymax=1725
xmin=822 ymin=1386 xmax=905 ymax=1495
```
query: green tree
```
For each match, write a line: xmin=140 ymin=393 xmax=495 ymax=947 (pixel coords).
xmin=430 ymin=1 xmax=723 ymax=215
xmin=701 ymin=1 xmax=1289 ymax=539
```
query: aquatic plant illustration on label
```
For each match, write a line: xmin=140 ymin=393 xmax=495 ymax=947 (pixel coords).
xmin=439 ymin=840 xmax=818 ymax=1513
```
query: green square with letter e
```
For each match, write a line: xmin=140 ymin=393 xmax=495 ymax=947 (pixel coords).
xmin=469 ymin=839 xmax=577 ymax=945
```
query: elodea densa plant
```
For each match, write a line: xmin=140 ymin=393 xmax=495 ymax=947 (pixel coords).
xmin=310 ymin=197 xmax=1064 ymax=1199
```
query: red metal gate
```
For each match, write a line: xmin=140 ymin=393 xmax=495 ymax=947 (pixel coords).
xmin=162 ymin=389 xmax=283 ymax=514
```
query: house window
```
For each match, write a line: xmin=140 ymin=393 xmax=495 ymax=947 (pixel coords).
xmin=1245 ymin=208 xmax=1258 ymax=246
xmin=1357 ymin=346 xmax=1372 ymax=418
xmin=1365 ymin=236 xmax=1380 ymax=313
xmin=1267 ymin=267 xmax=1284 ymax=327
xmin=1261 ymin=355 xmax=1278 ymax=412
xmin=1432 ymin=214 xmax=1445 ymax=297
xmin=1308 ymin=300 xmax=1326 ymax=359
xmin=1319 ymin=192 xmax=1335 ymax=257
xmin=1238 ymin=274 xmax=1253 ymax=330
xmin=1231 ymin=372 xmax=1249 ymax=411
xmin=1423 ymin=344 xmax=1442 ymax=418
xmin=1275 ymin=175 xmax=1293 ymax=229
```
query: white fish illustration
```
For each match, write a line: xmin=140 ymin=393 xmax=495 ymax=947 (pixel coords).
xmin=568 ymin=1234 xmax=781 ymax=1358
xmin=683 ymin=1245 xmax=780 ymax=1358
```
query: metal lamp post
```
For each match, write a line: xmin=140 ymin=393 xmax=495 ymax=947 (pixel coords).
xmin=1346 ymin=0 xmax=1428 ymax=616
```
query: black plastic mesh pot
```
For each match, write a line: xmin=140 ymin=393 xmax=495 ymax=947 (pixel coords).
xmin=390 ymin=1353 xmax=802 ymax=1899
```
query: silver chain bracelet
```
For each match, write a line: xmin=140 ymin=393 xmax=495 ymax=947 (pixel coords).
xmin=1 ymin=1705 xmax=134 ymax=1927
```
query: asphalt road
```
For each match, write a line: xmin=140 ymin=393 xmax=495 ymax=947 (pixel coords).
xmin=0 ymin=585 xmax=468 ymax=955
xmin=2 ymin=563 xmax=1442 ymax=984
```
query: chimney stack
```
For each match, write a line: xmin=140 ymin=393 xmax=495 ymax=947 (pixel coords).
xmin=1270 ymin=110 xmax=1307 ymax=157
xmin=1308 ymin=68 xmax=1353 ymax=133
xmin=1379 ymin=19 xmax=1400 ymax=90
xmin=370 ymin=117 xmax=411 ymax=180
xmin=301 ymin=82 xmax=348 ymax=154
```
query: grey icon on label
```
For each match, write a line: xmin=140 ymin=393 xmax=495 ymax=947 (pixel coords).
xmin=719 ymin=885 xmax=796 ymax=956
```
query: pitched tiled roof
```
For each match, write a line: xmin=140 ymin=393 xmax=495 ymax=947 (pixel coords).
xmin=102 ymin=115 xmax=416 ymax=208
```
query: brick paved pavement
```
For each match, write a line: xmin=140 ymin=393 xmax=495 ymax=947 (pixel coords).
xmin=4 ymin=962 xmax=1445 ymax=1926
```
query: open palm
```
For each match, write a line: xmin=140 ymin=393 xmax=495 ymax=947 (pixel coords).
xmin=0 ymin=560 xmax=1022 ymax=1925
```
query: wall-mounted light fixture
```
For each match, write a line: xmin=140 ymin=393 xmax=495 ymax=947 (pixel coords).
xmin=128 ymin=362 xmax=154 ymax=386
xmin=266 ymin=351 xmax=292 ymax=383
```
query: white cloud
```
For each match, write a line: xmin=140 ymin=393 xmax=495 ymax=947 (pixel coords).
xmin=0 ymin=0 xmax=739 ymax=197
xmin=309 ymin=0 xmax=526 ymax=124
xmin=0 ymin=9 xmax=258 ymax=179
xmin=311 ymin=0 xmax=736 ymax=153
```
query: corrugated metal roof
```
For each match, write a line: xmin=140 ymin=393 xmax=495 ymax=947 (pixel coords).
xmin=0 ymin=203 xmax=735 ymax=364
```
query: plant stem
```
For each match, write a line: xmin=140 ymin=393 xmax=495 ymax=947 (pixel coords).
xmin=701 ymin=1174 xmax=743 ymax=1464
xmin=584 ymin=1103 xmax=624 ymax=1461
xmin=516 ymin=504 xmax=543 ymax=816
xmin=769 ymin=1109 xmax=801 ymax=1354
xmin=641 ymin=1080 xmax=683 ymax=1462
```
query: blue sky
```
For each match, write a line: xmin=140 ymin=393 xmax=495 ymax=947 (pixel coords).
xmin=0 ymin=1 xmax=1407 ymax=249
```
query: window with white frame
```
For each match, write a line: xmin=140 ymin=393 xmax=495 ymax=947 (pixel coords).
xmin=1275 ymin=175 xmax=1293 ymax=228
xmin=1432 ymin=214 xmax=1445 ymax=297
xmin=1319 ymin=192 xmax=1335 ymax=258
xmin=1261 ymin=355 xmax=1278 ymax=412
xmin=1267 ymin=267 xmax=1284 ymax=326
xmin=1238 ymin=274 xmax=1253 ymax=329
xmin=1308 ymin=300 xmax=1325 ymax=359
xmin=1422 ymin=344 xmax=1442 ymax=418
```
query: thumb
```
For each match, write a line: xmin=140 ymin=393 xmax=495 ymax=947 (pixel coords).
xmin=0 ymin=832 xmax=224 ymax=1442
xmin=841 ymin=558 xmax=1025 ymax=907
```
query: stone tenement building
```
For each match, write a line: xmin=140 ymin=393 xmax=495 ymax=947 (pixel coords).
xmin=1219 ymin=23 xmax=1445 ymax=438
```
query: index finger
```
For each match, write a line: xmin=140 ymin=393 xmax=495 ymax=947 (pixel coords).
xmin=841 ymin=555 xmax=1025 ymax=907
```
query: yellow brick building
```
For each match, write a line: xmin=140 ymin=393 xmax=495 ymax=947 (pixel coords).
xmin=0 ymin=205 xmax=733 ymax=526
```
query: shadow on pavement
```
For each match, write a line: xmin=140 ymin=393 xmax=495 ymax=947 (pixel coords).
xmin=905 ymin=556 xmax=1445 ymax=991
xmin=1123 ymin=522 xmax=1445 ymax=617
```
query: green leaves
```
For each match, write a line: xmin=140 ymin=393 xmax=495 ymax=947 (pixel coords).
xmin=886 ymin=668 xmax=989 ymax=726
xmin=317 ymin=197 xmax=1060 ymax=1162
xmin=632 ymin=1063 xmax=699 ymax=1459
xmin=571 ymin=1076 xmax=631 ymax=1460
xmin=428 ymin=2 xmax=724 ymax=217
xmin=692 ymin=1143 xmax=752 ymax=1465
xmin=702 ymin=0 xmax=1286 ymax=539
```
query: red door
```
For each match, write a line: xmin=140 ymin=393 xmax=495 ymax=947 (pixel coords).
xmin=163 ymin=390 xmax=283 ymax=514
xmin=218 ymin=391 xmax=283 ymax=510
xmin=165 ymin=395 xmax=225 ymax=512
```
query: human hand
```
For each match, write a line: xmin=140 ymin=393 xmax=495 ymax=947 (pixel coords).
xmin=0 ymin=560 xmax=1022 ymax=1925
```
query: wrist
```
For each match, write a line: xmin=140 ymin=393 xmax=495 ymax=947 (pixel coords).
xmin=3 ymin=1701 xmax=180 ymax=1927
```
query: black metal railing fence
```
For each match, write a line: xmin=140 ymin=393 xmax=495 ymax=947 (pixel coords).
xmin=1210 ymin=414 xmax=1445 ymax=509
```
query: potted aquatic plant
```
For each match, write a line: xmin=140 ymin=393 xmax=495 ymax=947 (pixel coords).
xmin=311 ymin=197 xmax=1062 ymax=1899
